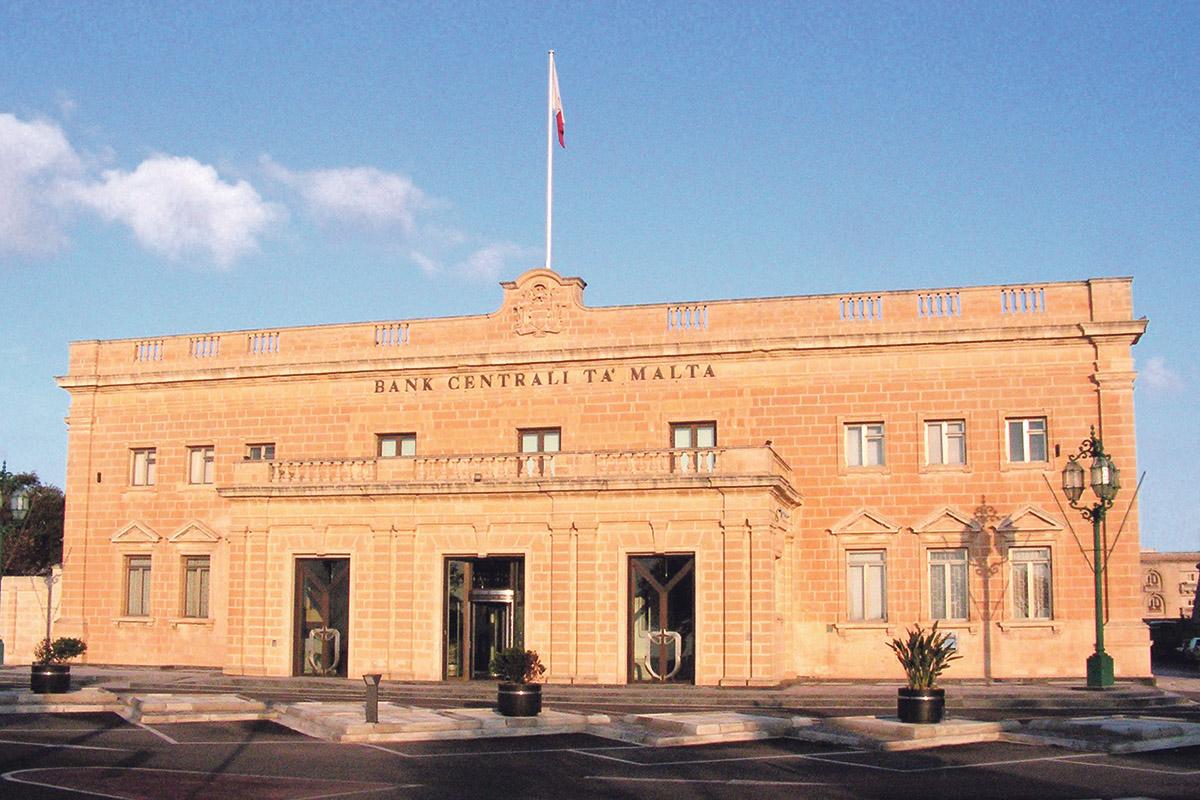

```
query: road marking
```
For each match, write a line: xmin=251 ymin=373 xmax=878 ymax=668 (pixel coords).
xmin=134 ymin=721 xmax=179 ymax=744
xmin=369 ymin=742 xmax=644 ymax=760
xmin=569 ymin=748 xmax=645 ymax=765
xmin=0 ymin=737 xmax=128 ymax=752
xmin=588 ymin=776 xmax=830 ymax=786
xmin=1061 ymin=756 xmax=1200 ymax=776
xmin=2 ymin=767 xmax=414 ymax=800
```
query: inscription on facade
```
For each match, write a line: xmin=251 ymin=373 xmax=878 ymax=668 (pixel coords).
xmin=373 ymin=363 xmax=716 ymax=393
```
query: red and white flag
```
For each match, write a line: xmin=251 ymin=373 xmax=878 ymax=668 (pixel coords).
xmin=550 ymin=55 xmax=565 ymax=148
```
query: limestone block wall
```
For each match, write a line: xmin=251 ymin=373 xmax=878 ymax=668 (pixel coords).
xmin=0 ymin=568 xmax=62 ymax=665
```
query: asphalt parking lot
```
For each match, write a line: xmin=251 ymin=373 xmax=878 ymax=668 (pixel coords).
xmin=3 ymin=712 xmax=1200 ymax=799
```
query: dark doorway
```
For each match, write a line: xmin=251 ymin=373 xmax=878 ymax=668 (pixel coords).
xmin=294 ymin=558 xmax=350 ymax=677
xmin=629 ymin=554 xmax=695 ymax=683
xmin=444 ymin=557 xmax=524 ymax=679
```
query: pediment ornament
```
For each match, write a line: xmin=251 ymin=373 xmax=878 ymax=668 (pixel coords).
xmin=512 ymin=280 xmax=567 ymax=337
xmin=111 ymin=521 xmax=161 ymax=543
xmin=999 ymin=505 xmax=1064 ymax=533
xmin=912 ymin=507 xmax=978 ymax=535
xmin=168 ymin=520 xmax=222 ymax=543
xmin=827 ymin=508 xmax=901 ymax=536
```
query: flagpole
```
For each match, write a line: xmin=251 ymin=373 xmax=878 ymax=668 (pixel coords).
xmin=546 ymin=49 xmax=554 ymax=272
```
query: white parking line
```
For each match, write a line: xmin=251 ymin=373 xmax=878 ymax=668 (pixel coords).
xmin=134 ymin=721 xmax=178 ymax=744
xmin=0 ymin=738 xmax=128 ymax=752
xmin=588 ymin=776 xmax=830 ymax=786
xmin=1060 ymin=756 xmax=1200 ymax=776
xmin=368 ymin=742 xmax=644 ymax=760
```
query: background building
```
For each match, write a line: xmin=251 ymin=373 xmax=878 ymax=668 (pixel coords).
xmin=54 ymin=270 xmax=1149 ymax=683
xmin=1140 ymin=551 xmax=1200 ymax=621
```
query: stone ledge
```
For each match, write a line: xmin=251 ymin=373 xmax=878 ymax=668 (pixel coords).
xmin=792 ymin=716 xmax=1018 ymax=751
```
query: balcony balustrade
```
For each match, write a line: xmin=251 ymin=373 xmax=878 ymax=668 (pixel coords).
xmin=228 ymin=445 xmax=794 ymax=496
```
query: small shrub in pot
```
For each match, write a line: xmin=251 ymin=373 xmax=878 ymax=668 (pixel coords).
xmin=30 ymin=637 xmax=87 ymax=694
xmin=888 ymin=623 xmax=960 ymax=724
xmin=490 ymin=648 xmax=545 ymax=717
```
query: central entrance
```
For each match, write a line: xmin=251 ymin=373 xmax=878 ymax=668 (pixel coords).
xmin=444 ymin=557 xmax=524 ymax=679
xmin=629 ymin=554 xmax=696 ymax=683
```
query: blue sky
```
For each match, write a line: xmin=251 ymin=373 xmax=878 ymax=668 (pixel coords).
xmin=0 ymin=2 xmax=1196 ymax=551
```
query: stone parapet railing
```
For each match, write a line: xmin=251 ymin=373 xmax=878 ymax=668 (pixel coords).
xmin=229 ymin=446 xmax=794 ymax=494
xmin=64 ymin=278 xmax=1135 ymax=380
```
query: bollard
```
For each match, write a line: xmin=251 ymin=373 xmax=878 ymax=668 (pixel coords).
xmin=363 ymin=673 xmax=382 ymax=723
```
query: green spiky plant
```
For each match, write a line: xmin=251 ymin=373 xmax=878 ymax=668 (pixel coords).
xmin=888 ymin=623 xmax=960 ymax=690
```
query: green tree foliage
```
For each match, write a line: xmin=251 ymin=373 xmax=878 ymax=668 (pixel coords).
xmin=0 ymin=468 xmax=64 ymax=576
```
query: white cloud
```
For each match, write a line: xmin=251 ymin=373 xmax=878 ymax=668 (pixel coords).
xmin=455 ymin=241 xmax=538 ymax=281
xmin=74 ymin=156 xmax=283 ymax=266
xmin=262 ymin=156 xmax=431 ymax=231
xmin=0 ymin=114 xmax=81 ymax=255
xmin=1141 ymin=356 xmax=1183 ymax=393
xmin=409 ymin=250 xmax=442 ymax=275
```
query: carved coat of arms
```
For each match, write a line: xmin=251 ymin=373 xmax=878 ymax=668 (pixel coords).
xmin=512 ymin=282 xmax=565 ymax=337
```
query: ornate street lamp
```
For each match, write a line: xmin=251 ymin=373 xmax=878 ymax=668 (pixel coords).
xmin=1060 ymin=427 xmax=1121 ymax=689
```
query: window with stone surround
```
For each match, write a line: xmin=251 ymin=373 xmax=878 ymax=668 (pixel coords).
xmin=125 ymin=555 xmax=152 ymax=616
xmin=519 ymin=428 xmax=559 ymax=477
xmin=1006 ymin=417 xmax=1047 ymax=463
xmin=130 ymin=448 xmax=156 ymax=486
xmin=1011 ymin=547 xmax=1053 ymax=619
xmin=845 ymin=422 xmax=886 ymax=467
xmin=847 ymin=550 xmax=886 ymax=621
xmin=182 ymin=556 xmax=210 ymax=618
xmin=245 ymin=443 xmax=275 ymax=461
xmin=929 ymin=548 xmax=969 ymax=620
xmin=671 ymin=421 xmax=717 ymax=473
xmin=377 ymin=433 xmax=416 ymax=458
xmin=925 ymin=420 xmax=966 ymax=466
xmin=188 ymin=446 xmax=215 ymax=484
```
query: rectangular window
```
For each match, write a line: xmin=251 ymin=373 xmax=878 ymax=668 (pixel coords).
xmin=671 ymin=421 xmax=717 ymax=472
xmin=925 ymin=420 xmax=966 ymax=466
xmin=183 ymin=556 xmax=211 ymax=618
xmin=125 ymin=556 xmax=152 ymax=616
xmin=188 ymin=446 xmax=215 ymax=484
xmin=845 ymin=423 xmax=886 ymax=467
xmin=245 ymin=443 xmax=275 ymax=461
xmin=1007 ymin=417 xmax=1048 ymax=463
xmin=377 ymin=433 xmax=416 ymax=458
xmin=847 ymin=550 xmax=886 ymax=621
xmin=929 ymin=549 xmax=969 ymax=620
xmin=519 ymin=428 xmax=560 ymax=477
xmin=130 ymin=448 xmax=157 ymax=486
xmin=1011 ymin=547 xmax=1053 ymax=619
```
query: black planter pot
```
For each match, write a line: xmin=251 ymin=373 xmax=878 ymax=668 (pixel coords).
xmin=497 ymin=682 xmax=542 ymax=717
xmin=30 ymin=664 xmax=71 ymax=694
xmin=897 ymin=687 xmax=945 ymax=724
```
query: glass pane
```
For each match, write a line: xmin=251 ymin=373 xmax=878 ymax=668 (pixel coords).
xmin=950 ymin=562 xmax=968 ymax=619
xmin=673 ymin=427 xmax=692 ymax=448
xmin=445 ymin=560 xmax=466 ymax=678
xmin=543 ymin=430 xmax=560 ymax=452
xmin=203 ymin=451 xmax=214 ymax=483
xmin=666 ymin=561 xmax=695 ymax=683
xmin=867 ymin=436 xmax=885 ymax=466
xmin=1013 ymin=563 xmax=1030 ymax=618
xmin=1008 ymin=421 xmax=1025 ymax=462
xmin=866 ymin=563 xmax=884 ymax=620
xmin=631 ymin=568 xmax=659 ymax=681
xmin=848 ymin=565 xmax=864 ymax=620
xmin=948 ymin=431 xmax=966 ymax=464
xmin=930 ymin=563 xmax=946 ymax=619
xmin=380 ymin=438 xmax=397 ymax=458
xmin=1034 ymin=562 xmax=1052 ymax=618
xmin=1029 ymin=429 xmax=1047 ymax=462
xmin=140 ymin=569 xmax=151 ymax=616
xmin=189 ymin=449 xmax=202 ymax=481
xmin=399 ymin=436 xmax=416 ymax=456
xmin=845 ymin=427 xmax=862 ymax=466
xmin=926 ymin=424 xmax=943 ymax=465
xmin=521 ymin=432 xmax=540 ymax=453
xmin=695 ymin=425 xmax=715 ymax=448
xmin=199 ymin=568 xmax=209 ymax=617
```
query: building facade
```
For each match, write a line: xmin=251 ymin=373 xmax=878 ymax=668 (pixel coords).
xmin=55 ymin=270 xmax=1149 ymax=684
xmin=1140 ymin=551 xmax=1200 ymax=621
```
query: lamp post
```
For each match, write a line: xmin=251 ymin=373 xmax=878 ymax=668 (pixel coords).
xmin=1060 ymin=427 xmax=1121 ymax=689
xmin=0 ymin=462 xmax=33 ymax=666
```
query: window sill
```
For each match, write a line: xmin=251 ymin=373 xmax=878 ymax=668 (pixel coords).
xmin=998 ymin=620 xmax=1060 ymax=633
xmin=169 ymin=617 xmax=214 ymax=628
xmin=113 ymin=616 xmax=155 ymax=626
xmin=921 ymin=621 xmax=978 ymax=634
xmin=999 ymin=461 xmax=1052 ymax=473
xmin=919 ymin=464 xmax=971 ymax=475
xmin=831 ymin=622 xmax=893 ymax=636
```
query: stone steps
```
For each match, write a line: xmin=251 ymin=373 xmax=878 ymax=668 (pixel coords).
xmin=120 ymin=693 xmax=271 ymax=724
xmin=0 ymin=687 xmax=124 ymax=714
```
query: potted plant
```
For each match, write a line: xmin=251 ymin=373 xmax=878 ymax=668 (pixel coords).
xmin=490 ymin=648 xmax=545 ymax=717
xmin=888 ymin=622 xmax=960 ymax=724
xmin=30 ymin=637 xmax=87 ymax=694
